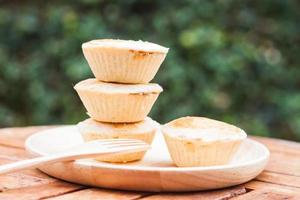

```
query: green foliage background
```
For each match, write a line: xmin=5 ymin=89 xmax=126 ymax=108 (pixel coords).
xmin=0 ymin=0 xmax=299 ymax=141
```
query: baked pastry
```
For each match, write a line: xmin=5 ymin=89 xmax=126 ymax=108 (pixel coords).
xmin=78 ymin=117 xmax=159 ymax=162
xmin=74 ymin=78 xmax=163 ymax=123
xmin=82 ymin=39 xmax=169 ymax=84
xmin=162 ymin=116 xmax=247 ymax=167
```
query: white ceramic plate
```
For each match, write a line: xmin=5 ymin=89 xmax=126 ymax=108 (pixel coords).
xmin=25 ymin=126 xmax=269 ymax=192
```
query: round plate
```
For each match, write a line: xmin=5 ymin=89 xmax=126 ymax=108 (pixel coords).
xmin=25 ymin=126 xmax=269 ymax=192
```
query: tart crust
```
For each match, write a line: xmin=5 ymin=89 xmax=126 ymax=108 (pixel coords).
xmin=162 ymin=116 xmax=247 ymax=167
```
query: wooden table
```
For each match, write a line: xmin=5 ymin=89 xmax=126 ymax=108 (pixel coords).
xmin=0 ymin=126 xmax=299 ymax=200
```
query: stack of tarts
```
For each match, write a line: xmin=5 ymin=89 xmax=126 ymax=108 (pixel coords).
xmin=74 ymin=39 xmax=168 ymax=163
xmin=75 ymin=39 xmax=247 ymax=167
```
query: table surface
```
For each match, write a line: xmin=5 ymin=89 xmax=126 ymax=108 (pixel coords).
xmin=0 ymin=126 xmax=299 ymax=200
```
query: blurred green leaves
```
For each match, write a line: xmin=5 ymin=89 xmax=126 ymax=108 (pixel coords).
xmin=0 ymin=0 xmax=299 ymax=141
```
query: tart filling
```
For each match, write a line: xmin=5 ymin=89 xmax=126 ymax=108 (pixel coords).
xmin=82 ymin=39 xmax=169 ymax=53
xmin=74 ymin=79 xmax=163 ymax=94
xmin=163 ymin=116 xmax=246 ymax=142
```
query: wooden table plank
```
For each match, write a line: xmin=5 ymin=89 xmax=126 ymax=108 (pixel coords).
xmin=255 ymin=171 xmax=300 ymax=189
xmin=0 ymin=126 xmax=57 ymax=148
xmin=1 ymin=172 xmax=55 ymax=189
xmin=46 ymin=188 xmax=148 ymax=200
xmin=0 ymin=181 xmax=84 ymax=200
xmin=0 ymin=147 xmax=28 ymax=162
xmin=231 ymin=189 xmax=300 ymax=200
xmin=252 ymin=136 xmax=300 ymax=177
xmin=252 ymin=136 xmax=300 ymax=154
xmin=0 ymin=144 xmax=85 ymax=200
xmin=136 ymin=186 xmax=246 ymax=200
xmin=264 ymin=151 xmax=300 ymax=176
xmin=244 ymin=180 xmax=300 ymax=193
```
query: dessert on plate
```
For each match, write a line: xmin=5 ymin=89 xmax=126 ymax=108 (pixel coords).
xmin=82 ymin=39 xmax=169 ymax=84
xmin=162 ymin=116 xmax=247 ymax=167
xmin=74 ymin=78 xmax=163 ymax=123
xmin=74 ymin=39 xmax=167 ymax=164
xmin=78 ymin=117 xmax=159 ymax=162
xmin=76 ymin=39 xmax=248 ymax=168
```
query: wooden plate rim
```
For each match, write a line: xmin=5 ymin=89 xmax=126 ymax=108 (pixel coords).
xmin=25 ymin=126 xmax=270 ymax=172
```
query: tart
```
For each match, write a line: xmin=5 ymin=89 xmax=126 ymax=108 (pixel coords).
xmin=78 ymin=117 xmax=159 ymax=162
xmin=74 ymin=78 xmax=163 ymax=123
xmin=82 ymin=39 xmax=169 ymax=84
xmin=162 ymin=116 xmax=247 ymax=167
